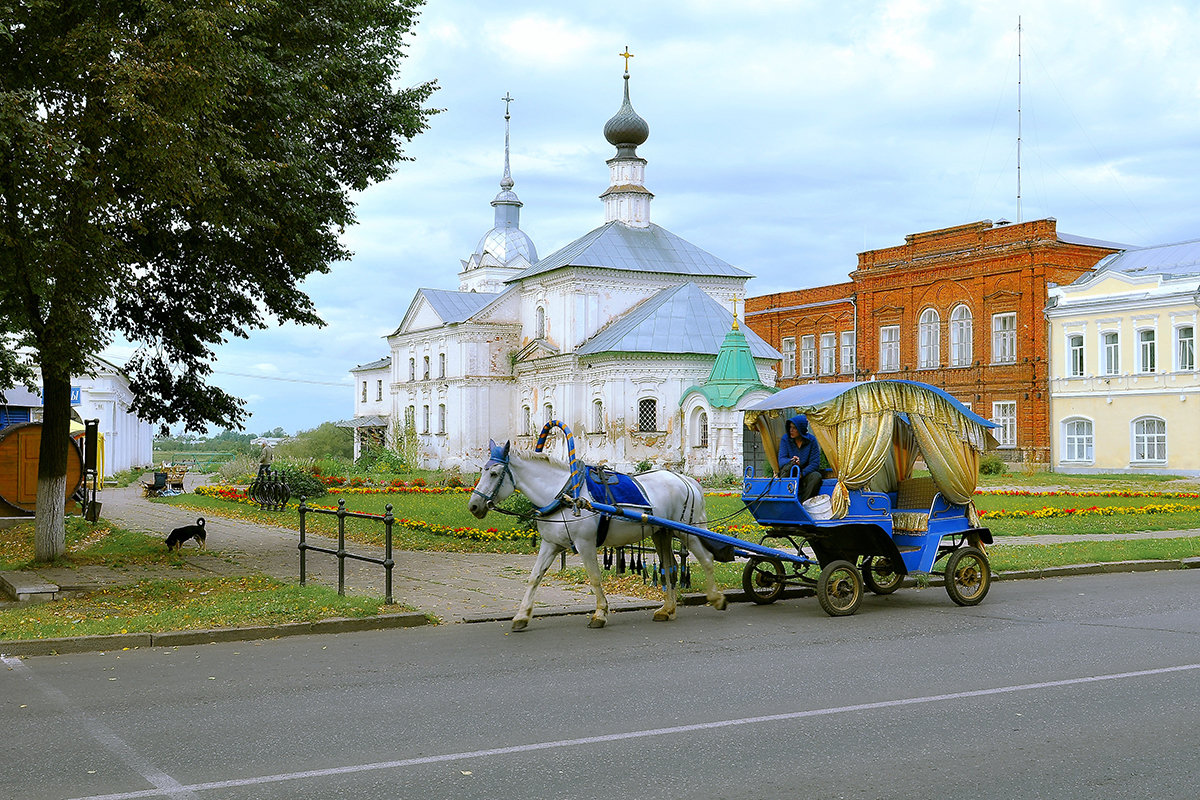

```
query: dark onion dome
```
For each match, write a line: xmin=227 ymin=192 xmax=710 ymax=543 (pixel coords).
xmin=603 ymin=73 xmax=649 ymax=154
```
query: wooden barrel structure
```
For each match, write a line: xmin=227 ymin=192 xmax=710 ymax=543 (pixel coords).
xmin=0 ymin=422 xmax=85 ymax=514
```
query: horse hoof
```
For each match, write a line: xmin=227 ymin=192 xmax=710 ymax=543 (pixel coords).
xmin=587 ymin=616 xmax=607 ymax=629
xmin=512 ymin=619 xmax=528 ymax=631
xmin=712 ymin=595 xmax=728 ymax=612
xmin=652 ymin=610 xmax=676 ymax=622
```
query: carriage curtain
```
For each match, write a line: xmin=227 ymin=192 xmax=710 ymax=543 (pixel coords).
xmin=755 ymin=415 xmax=781 ymax=476
xmin=779 ymin=382 xmax=996 ymax=520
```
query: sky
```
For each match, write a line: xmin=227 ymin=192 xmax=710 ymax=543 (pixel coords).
xmin=112 ymin=0 xmax=1200 ymax=436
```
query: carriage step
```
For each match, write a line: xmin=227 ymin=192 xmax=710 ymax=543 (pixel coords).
xmin=895 ymin=546 xmax=921 ymax=553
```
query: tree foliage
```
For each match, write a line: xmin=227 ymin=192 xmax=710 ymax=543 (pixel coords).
xmin=0 ymin=0 xmax=438 ymax=558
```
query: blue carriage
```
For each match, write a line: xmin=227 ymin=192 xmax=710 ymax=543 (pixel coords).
xmin=735 ymin=380 xmax=998 ymax=615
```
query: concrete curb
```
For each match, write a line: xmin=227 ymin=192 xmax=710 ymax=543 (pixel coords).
xmin=0 ymin=612 xmax=429 ymax=657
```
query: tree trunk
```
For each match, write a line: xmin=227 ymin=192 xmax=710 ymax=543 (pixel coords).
xmin=34 ymin=369 xmax=72 ymax=562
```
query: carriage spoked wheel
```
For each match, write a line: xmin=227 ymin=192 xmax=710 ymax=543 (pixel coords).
xmin=861 ymin=555 xmax=903 ymax=595
xmin=742 ymin=557 xmax=787 ymax=604
xmin=816 ymin=560 xmax=863 ymax=617
xmin=944 ymin=546 xmax=991 ymax=606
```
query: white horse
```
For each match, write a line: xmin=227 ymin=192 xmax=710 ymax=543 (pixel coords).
xmin=468 ymin=440 xmax=728 ymax=630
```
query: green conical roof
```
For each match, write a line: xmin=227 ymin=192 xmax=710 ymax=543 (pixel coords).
xmin=681 ymin=321 xmax=774 ymax=409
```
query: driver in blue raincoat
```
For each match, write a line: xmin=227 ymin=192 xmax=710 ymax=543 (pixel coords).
xmin=777 ymin=414 xmax=822 ymax=502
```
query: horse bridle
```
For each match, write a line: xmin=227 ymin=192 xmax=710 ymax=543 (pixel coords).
xmin=471 ymin=450 xmax=515 ymax=509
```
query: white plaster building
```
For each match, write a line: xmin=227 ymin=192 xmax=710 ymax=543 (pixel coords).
xmin=345 ymin=71 xmax=780 ymax=474
xmin=1047 ymin=238 xmax=1200 ymax=475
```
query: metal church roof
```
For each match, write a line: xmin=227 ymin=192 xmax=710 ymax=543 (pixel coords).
xmin=506 ymin=221 xmax=751 ymax=282
xmin=421 ymin=289 xmax=501 ymax=324
xmin=350 ymin=357 xmax=391 ymax=372
xmin=577 ymin=282 xmax=781 ymax=358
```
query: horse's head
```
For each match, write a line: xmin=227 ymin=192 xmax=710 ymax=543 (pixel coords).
xmin=467 ymin=439 xmax=515 ymax=519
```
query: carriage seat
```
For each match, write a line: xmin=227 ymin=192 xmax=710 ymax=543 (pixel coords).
xmin=891 ymin=476 xmax=941 ymax=533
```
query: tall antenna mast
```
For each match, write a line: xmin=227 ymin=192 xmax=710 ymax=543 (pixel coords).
xmin=1017 ymin=16 xmax=1023 ymax=223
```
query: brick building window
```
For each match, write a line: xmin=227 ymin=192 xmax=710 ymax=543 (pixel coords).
xmin=1068 ymin=334 xmax=1084 ymax=377
xmin=781 ymin=337 xmax=796 ymax=377
xmin=820 ymin=333 xmax=837 ymax=375
xmin=879 ymin=325 xmax=900 ymax=372
xmin=918 ymin=309 xmax=940 ymax=369
xmin=840 ymin=331 xmax=856 ymax=374
xmin=992 ymin=401 xmax=1016 ymax=448
xmin=1177 ymin=326 xmax=1195 ymax=371
xmin=800 ymin=335 xmax=815 ymax=376
xmin=1102 ymin=331 xmax=1120 ymax=375
xmin=950 ymin=305 xmax=973 ymax=366
xmin=1132 ymin=417 xmax=1166 ymax=463
xmin=638 ymin=398 xmax=657 ymax=432
xmin=1063 ymin=418 xmax=1094 ymax=462
xmin=1137 ymin=329 xmax=1156 ymax=373
xmin=991 ymin=313 xmax=1016 ymax=364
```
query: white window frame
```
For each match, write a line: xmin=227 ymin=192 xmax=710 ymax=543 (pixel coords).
xmin=437 ymin=404 xmax=446 ymax=435
xmin=879 ymin=325 xmax=900 ymax=372
xmin=918 ymin=308 xmax=940 ymax=369
xmin=421 ymin=404 xmax=430 ymax=434
xmin=1062 ymin=418 xmax=1094 ymax=463
xmin=592 ymin=399 xmax=604 ymax=433
xmin=800 ymin=335 xmax=816 ymax=377
xmin=1102 ymin=331 xmax=1120 ymax=375
xmin=438 ymin=353 xmax=446 ymax=378
xmin=1068 ymin=334 xmax=1084 ymax=378
xmin=376 ymin=380 xmax=383 ymax=401
xmin=1176 ymin=325 xmax=1195 ymax=372
xmin=781 ymin=337 xmax=796 ymax=378
xmin=991 ymin=313 xmax=1016 ymax=364
xmin=820 ymin=333 xmax=837 ymax=375
xmin=950 ymin=305 xmax=973 ymax=367
xmin=361 ymin=381 xmax=367 ymax=403
xmin=992 ymin=401 xmax=1016 ymax=448
xmin=1137 ymin=328 xmax=1156 ymax=374
xmin=694 ymin=409 xmax=709 ymax=448
xmin=840 ymin=331 xmax=856 ymax=375
xmin=1132 ymin=417 xmax=1167 ymax=463
xmin=408 ymin=358 xmax=415 ymax=381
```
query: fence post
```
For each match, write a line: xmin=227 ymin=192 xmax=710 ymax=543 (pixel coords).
xmin=298 ymin=496 xmax=308 ymax=586
xmin=336 ymin=498 xmax=347 ymax=597
xmin=383 ymin=503 xmax=394 ymax=605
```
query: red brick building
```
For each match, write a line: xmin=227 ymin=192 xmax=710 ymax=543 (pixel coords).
xmin=745 ymin=219 xmax=1122 ymax=462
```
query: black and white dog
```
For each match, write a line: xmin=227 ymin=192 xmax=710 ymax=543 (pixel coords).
xmin=166 ymin=518 xmax=207 ymax=552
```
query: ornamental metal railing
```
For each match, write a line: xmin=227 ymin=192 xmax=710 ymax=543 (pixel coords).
xmin=248 ymin=466 xmax=290 ymax=511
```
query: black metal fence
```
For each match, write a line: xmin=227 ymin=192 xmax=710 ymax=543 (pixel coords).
xmin=249 ymin=466 xmax=290 ymax=511
xmin=297 ymin=497 xmax=395 ymax=604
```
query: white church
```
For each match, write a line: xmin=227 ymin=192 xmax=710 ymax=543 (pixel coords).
xmin=344 ymin=69 xmax=780 ymax=476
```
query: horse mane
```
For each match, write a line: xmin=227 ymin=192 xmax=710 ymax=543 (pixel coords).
xmin=513 ymin=447 xmax=573 ymax=472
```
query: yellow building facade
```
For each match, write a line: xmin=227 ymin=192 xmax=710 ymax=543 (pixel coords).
xmin=1047 ymin=240 xmax=1200 ymax=475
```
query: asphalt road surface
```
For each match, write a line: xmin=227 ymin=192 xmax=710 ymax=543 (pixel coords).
xmin=4 ymin=569 xmax=1199 ymax=800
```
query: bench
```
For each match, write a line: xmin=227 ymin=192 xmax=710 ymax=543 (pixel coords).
xmin=892 ymin=476 xmax=941 ymax=533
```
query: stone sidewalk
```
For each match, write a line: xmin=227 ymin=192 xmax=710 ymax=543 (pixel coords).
xmin=2 ymin=478 xmax=656 ymax=624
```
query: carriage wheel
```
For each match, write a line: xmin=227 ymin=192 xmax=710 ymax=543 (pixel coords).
xmin=944 ymin=547 xmax=991 ymax=606
xmin=816 ymin=560 xmax=863 ymax=617
xmin=862 ymin=555 xmax=903 ymax=595
xmin=742 ymin=557 xmax=786 ymax=604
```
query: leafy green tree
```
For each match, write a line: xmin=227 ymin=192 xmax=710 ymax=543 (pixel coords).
xmin=0 ymin=0 xmax=438 ymax=559
xmin=275 ymin=421 xmax=353 ymax=460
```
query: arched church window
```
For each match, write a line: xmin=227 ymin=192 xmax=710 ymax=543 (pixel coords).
xmin=638 ymin=398 xmax=657 ymax=432
xmin=918 ymin=308 xmax=940 ymax=369
xmin=698 ymin=410 xmax=709 ymax=448
xmin=438 ymin=353 xmax=446 ymax=378
xmin=950 ymin=305 xmax=973 ymax=367
xmin=536 ymin=306 xmax=545 ymax=339
xmin=543 ymin=402 xmax=553 ymax=426
xmin=422 ymin=356 xmax=430 ymax=380
xmin=592 ymin=399 xmax=604 ymax=433
xmin=522 ymin=406 xmax=532 ymax=436
xmin=437 ymin=404 xmax=446 ymax=435
xmin=408 ymin=358 xmax=415 ymax=381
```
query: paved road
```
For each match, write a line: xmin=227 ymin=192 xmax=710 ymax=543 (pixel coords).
xmin=4 ymin=569 xmax=1199 ymax=800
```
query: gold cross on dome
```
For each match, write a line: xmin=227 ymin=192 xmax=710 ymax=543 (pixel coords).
xmin=732 ymin=295 xmax=740 ymax=329
xmin=620 ymin=47 xmax=634 ymax=72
